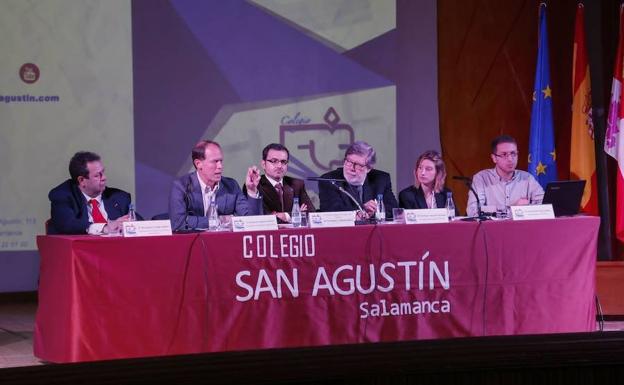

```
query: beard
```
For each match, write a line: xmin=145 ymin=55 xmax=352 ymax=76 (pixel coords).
xmin=343 ymin=171 xmax=367 ymax=186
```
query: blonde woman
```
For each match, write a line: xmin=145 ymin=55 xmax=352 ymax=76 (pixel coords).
xmin=399 ymin=150 xmax=455 ymax=211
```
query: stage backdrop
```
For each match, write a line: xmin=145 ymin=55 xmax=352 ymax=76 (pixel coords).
xmin=0 ymin=0 xmax=134 ymax=291
xmin=0 ymin=0 xmax=437 ymax=292
xmin=132 ymin=0 xmax=439 ymax=219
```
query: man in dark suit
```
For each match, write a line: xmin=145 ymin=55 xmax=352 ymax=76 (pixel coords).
xmin=169 ymin=140 xmax=262 ymax=231
xmin=253 ymin=143 xmax=315 ymax=223
xmin=48 ymin=151 xmax=131 ymax=235
xmin=319 ymin=141 xmax=397 ymax=219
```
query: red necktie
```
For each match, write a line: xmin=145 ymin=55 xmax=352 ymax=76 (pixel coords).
xmin=275 ymin=183 xmax=284 ymax=211
xmin=89 ymin=199 xmax=107 ymax=224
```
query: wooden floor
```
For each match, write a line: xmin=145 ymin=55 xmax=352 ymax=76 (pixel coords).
xmin=597 ymin=261 xmax=624 ymax=314
xmin=0 ymin=302 xmax=41 ymax=368
xmin=1 ymin=300 xmax=624 ymax=370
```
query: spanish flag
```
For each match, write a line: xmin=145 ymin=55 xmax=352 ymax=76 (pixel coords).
xmin=570 ymin=3 xmax=598 ymax=215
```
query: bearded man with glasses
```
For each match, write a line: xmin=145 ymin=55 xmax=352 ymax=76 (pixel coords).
xmin=318 ymin=140 xmax=397 ymax=220
xmin=466 ymin=135 xmax=544 ymax=217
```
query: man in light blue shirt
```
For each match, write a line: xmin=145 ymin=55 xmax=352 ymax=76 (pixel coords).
xmin=467 ymin=135 xmax=544 ymax=217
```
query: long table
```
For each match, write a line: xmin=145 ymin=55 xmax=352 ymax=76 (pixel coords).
xmin=34 ymin=217 xmax=599 ymax=363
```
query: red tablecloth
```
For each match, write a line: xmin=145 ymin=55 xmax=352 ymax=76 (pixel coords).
xmin=34 ymin=217 xmax=599 ymax=363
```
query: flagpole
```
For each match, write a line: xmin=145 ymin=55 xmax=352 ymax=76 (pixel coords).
xmin=585 ymin=0 xmax=614 ymax=260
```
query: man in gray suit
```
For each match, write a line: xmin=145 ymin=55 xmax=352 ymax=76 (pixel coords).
xmin=169 ymin=140 xmax=262 ymax=231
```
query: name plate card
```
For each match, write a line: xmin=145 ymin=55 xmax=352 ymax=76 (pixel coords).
xmin=232 ymin=215 xmax=278 ymax=232
xmin=403 ymin=209 xmax=449 ymax=224
xmin=510 ymin=204 xmax=555 ymax=221
xmin=122 ymin=220 xmax=173 ymax=237
xmin=308 ymin=211 xmax=356 ymax=228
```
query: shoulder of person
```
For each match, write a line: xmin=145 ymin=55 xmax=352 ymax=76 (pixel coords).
xmin=256 ymin=175 xmax=272 ymax=192
xmin=320 ymin=168 xmax=343 ymax=179
xmin=516 ymin=169 xmax=532 ymax=178
xmin=171 ymin=172 xmax=193 ymax=187
xmin=221 ymin=176 xmax=242 ymax=191
xmin=284 ymin=175 xmax=304 ymax=186
xmin=474 ymin=168 xmax=492 ymax=178
xmin=398 ymin=185 xmax=417 ymax=196
xmin=368 ymin=168 xmax=391 ymax=180
xmin=48 ymin=179 xmax=74 ymax=199
xmin=103 ymin=186 xmax=131 ymax=200
xmin=471 ymin=168 xmax=495 ymax=182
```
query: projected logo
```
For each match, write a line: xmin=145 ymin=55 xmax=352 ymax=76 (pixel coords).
xmin=280 ymin=107 xmax=354 ymax=181
xmin=19 ymin=63 xmax=40 ymax=84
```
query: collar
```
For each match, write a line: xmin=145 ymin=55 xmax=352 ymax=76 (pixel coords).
xmin=265 ymin=175 xmax=283 ymax=187
xmin=196 ymin=171 xmax=220 ymax=193
xmin=82 ymin=191 xmax=103 ymax=205
xmin=491 ymin=168 xmax=518 ymax=182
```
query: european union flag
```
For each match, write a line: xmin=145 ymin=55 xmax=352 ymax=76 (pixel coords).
xmin=529 ymin=4 xmax=557 ymax=188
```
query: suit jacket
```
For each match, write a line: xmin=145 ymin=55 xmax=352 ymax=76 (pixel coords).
xmin=318 ymin=168 xmax=398 ymax=219
xmin=399 ymin=185 xmax=458 ymax=214
xmin=169 ymin=172 xmax=262 ymax=231
xmin=255 ymin=175 xmax=315 ymax=215
xmin=48 ymin=179 xmax=131 ymax=235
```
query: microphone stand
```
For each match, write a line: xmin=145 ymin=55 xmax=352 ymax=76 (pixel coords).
xmin=307 ymin=177 xmax=370 ymax=223
xmin=335 ymin=182 xmax=372 ymax=224
xmin=453 ymin=176 xmax=490 ymax=221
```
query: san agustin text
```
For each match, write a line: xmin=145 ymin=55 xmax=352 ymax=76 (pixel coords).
xmin=235 ymin=234 xmax=451 ymax=319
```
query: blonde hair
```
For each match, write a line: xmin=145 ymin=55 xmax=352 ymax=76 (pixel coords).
xmin=413 ymin=150 xmax=447 ymax=193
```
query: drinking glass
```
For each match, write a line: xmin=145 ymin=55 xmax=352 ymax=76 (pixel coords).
xmin=392 ymin=208 xmax=405 ymax=223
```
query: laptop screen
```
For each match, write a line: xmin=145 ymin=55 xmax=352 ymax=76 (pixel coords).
xmin=541 ymin=180 xmax=586 ymax=217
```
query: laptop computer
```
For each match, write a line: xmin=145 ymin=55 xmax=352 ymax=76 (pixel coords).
xmin=542 ymin=180 xmax=586 ymax=217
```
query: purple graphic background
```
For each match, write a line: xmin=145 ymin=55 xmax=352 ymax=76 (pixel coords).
xmin=132 ymin=0 xmax=439 ymax=219
xmin=0 ymin=0 xmax=438 ymax=292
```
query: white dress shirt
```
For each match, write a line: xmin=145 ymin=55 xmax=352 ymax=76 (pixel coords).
xmin=197 ymin=172 xmax=220 ymax=215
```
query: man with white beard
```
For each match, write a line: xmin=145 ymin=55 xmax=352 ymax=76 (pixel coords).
xmin=318 ymin=141 xmax=397 ymax=220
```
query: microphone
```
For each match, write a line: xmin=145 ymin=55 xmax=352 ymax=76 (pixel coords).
xmin=452 ymin=175 xmax=472 ymax=182
xmin=452 ymin=175 xmax=490 ymax=221
xmin=306 ymin=177 xmax=346 ymax=183
xmin=308 ymin=176 xmax=366 ymax=217
xmin=336 ymin=185 xmax=365 ymax=213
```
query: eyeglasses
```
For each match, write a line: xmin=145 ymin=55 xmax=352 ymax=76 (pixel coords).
xmin=266 ymin=159 xmax=289 ymax=165
xmin=344 ymin=158 xmax=368 ymax=171
xmin=493 ymin=151 xmax=518 ymax=159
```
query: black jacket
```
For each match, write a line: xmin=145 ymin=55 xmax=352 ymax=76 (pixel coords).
xmin=318 ymin=168 xmax=398 ymax=218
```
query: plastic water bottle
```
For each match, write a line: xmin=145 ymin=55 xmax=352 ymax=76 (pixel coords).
xmin=291 ymin=197 xmax=302 ymax=228
xmin=375 ymin=194 xmax=385 ymax=222
xmin=446 ymin=191 xmax=456 ymax=221
xmin=128 ymin=203 xmax=137 ymax=221
xmin=208 ymin=196 xmax=219 ymax=231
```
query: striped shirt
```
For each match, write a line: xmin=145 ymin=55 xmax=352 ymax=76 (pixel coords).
xmin=466 ymin=168 xmax=544 ymax=217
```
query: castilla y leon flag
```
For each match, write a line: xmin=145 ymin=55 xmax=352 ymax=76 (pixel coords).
xmin=605 ymin=4 xmax=624 ymax=242
xmin=570 ymin=3 xmax=598 ymax=215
